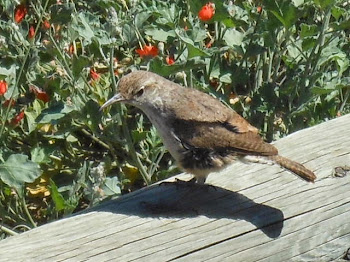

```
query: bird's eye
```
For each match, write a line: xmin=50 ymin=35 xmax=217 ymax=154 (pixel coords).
xmin=135 ymin=86 xmax=144 ymax=97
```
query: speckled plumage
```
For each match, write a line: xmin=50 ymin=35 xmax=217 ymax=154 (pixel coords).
xmin=101 ymin=71 xmax=316 ymax=183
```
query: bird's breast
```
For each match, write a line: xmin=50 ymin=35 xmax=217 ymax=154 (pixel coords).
xmin=142 ymin=109 xmax=184 ymax=162
xmin=143 ymin=109 xmax=237 ymax=174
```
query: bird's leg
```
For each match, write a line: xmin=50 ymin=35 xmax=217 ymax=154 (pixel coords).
xmin=159 ymin=176 xmax=197 ymax=187
xmin=159 ymin=175 xmax=216 ymax=191
xmin=175 ymin=176 xmax=198 ymax=184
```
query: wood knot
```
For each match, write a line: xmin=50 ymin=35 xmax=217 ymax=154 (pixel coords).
xmin=333 ymin=166 xmax=350 ymax=178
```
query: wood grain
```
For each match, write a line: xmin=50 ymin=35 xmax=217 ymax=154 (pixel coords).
xmin=0 ymin=114 xmax=349 ymax=262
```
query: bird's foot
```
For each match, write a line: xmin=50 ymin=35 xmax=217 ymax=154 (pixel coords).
xmin=159 ymin=177 xmax=216 ymax=191
xmin=159 ymin=176 xmax=197 ymax=187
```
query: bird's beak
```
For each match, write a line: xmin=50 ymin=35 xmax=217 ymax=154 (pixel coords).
xmin=100 ymin=93 xmax=125 ymax=111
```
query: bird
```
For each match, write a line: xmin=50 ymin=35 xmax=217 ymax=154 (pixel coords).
xmin=101 ymin=70 xmax=316 ymax=184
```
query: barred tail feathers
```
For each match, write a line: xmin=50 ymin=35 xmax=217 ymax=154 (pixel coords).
xmin=269 ymin=155 xmax=316 ymax=182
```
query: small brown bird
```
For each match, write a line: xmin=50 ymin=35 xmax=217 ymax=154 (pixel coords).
xmin=101 ymin=71 xmax=316 ymax=184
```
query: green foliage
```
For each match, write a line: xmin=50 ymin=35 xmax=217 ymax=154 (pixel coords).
xmin=0 ymin=154 xmax=41 ymax=197
xmin=0 ymin=0 xmax=349 ymax=239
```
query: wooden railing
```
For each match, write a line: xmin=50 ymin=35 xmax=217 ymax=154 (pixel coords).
xmin=0 ymin=114 xmax=349 ymax=262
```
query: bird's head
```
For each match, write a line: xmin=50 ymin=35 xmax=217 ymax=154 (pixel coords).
xmin=100 ymin=71 xmax=162 ymax=110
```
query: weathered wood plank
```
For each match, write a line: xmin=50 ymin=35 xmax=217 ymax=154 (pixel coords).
xmin=0 ymin=114 xmax=349 ymax=262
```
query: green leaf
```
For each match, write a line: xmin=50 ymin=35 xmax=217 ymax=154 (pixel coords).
xmin=81 ymin=100 xmax=102 ymax=132
xmin=135 ymin=11 xmax=152 ymax=29
xmin=245 ymin=43 xmax=266 ymax=57
xmin=71 ymin=12 xmax=95 ymax=43
xmin=187 ymin=0 xmax=203 ymax=15
xmin=176 ymin=29 xmax=210 ymax=59
xmin=300 ymin=24 xmax=318 ymax=38
xmin=156 ymin=4 xmax=179 ymax=26
xmin=49 ymin=179 xmax=66 ymax=212
xmin=149 ymin=57 xmax=206 ymax=76
xmin=144 ymin=28 xmax=176 ymax=42
xmin=311 ymin=86 xmax=332 ymax=95
xmin=36 ymin=103 xmax=74 ymax=124
xmin=0 ymin=64 xmax=16 ymax=79
xmin=186 ymin=43 xmax=210 ymax=59
xmin=265 ymin=0 xmax=298 ymax=29
xmin=31 ymin=147 xmax=46 ymax=164
xmin=0 ymin=154 xmax=41 ymax=194
xmin=132 ymin=130 xmax=148 ymax=143
xmin=94 ymin=32 xmax=112 ymax=46
xmin=292 ymin=0 xmax=304 ymax=7
xmin=25 ymin=110 xmax=39 ymax=134
xmin=191 ymin=26 xmax=207 ymax=42
xmin=219 ymin=73 xmax=232 ymax=84
xmin=31 ymin=147 xmax=53 ymax=164
xmin=72 ymin=55 xmax=90 ymax=80
xmin=340 ymin=77 xmax=350 ymax=86
xmin=122 ymin=24 xmax=137 ymax=44
xmin=302 ymin=37 xmax=316 ymax=51
xmin=331 ymin=6 xmax=345 ymax=20
xmin=314 ymin=0 xmax=336 ymax=10
xmin=335 ymin=20 xmax=350 ymax=31
xmin=223 ymin=28 xmax=244 ymax=47
xmin=221 ymin=18 xmax=237 ymax=28
xmin=102 ymin=177 xmax=121 ymax=196
xmin=50 ymin=3 xmax=74 ymax=24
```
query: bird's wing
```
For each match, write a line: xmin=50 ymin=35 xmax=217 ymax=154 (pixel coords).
xmin=169 ymin=87 xmax=277 ymax=156
xmin=168 ymin=86 xmax=259 ymax=133
xmin=173 ymin=119 xmax=278 ymax=156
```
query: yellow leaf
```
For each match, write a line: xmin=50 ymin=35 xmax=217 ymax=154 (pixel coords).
xmin=122 ymin=163 xmax=140 ymax=184
xmin=27 ymin=174 xmax=51 ymax=198
xmin=39 ymin=123 xmax=53 ymax=133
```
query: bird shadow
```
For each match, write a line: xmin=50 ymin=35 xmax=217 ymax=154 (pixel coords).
xmin=92 ymin=181 xmax=284 ymax=239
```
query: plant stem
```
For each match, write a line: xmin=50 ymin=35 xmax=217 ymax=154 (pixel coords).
xmin=301 ymin=8 xmax=331 ymax=96
xmin=22 ymin=197 xmax=36 ymax=228
xmin=48 ymin=35 xmax=73 ymax=82
xmin=108 ymin=48 xmax=151 ymax=185
xmin=339 ymin=88 xmax=350 ymax=113
xmin=80 ymin=128 xmax=111 ymax=150
xmin=0 ymin=0 xmax=51 ymax=142
xmin=0 ymin=224 xmax=18 ymax=236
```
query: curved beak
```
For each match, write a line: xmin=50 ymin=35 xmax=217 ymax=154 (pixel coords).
xmin=100 ymin=93 xmax=125 ymax=111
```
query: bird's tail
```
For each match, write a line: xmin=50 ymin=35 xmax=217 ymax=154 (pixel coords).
xmin=269 ymin=155 xmax=316 ymax=182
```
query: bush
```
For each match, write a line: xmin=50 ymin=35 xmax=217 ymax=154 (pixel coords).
xmin=0 ymin=0 xmax=349 ymax=238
